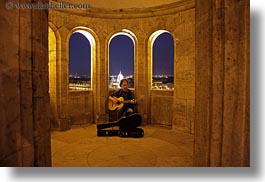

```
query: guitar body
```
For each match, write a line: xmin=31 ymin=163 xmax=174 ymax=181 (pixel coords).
xmin=108 ymin=96 xmax=126 ymax=110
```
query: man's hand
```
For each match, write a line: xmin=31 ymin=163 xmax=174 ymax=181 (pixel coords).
xmin=109 ymin=96 xmax=118 ymax=104
xmin=113 ymin=98 xmax=118 ymax=104
xmin=130 ymin=99 xmax=136 ymax=104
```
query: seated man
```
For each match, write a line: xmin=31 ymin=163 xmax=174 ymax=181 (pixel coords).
xmin=109 ymin=79 xmax=137 ymax=119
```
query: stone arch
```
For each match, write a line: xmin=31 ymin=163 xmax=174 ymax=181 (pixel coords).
xmin=0 ymin=0 xmax=250 ymax=167
xmin=107 ymin=29 xmax=138 ymax=91
xmin=67 ymin=26 xmax=99 ymax=91
xmin=148 ymin=30 xmax=174 ymax=90
xmin=147 ymin=30 xmax=175 ymax=126
xmin=65 ymin=26 xmax=100 ymax=125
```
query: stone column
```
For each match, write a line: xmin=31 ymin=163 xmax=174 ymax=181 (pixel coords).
xmin=54 ymin=26 xmax=71 ymax=131
xmin=95 ymin=36 xmax=109 ymax=124
xmin=173 ymin=9 xmax=195 ymax=134
xmin=0 ymin=1 xmax=51 ymax=166
xmin=194 ymin=0 xmax=250 ymax=166
xmin=136 ymin=35 xmax=149 ymax=125
xmin=48 ymin=25 xmax=59 ymax=130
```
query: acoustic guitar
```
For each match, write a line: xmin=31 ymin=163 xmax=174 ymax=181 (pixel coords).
xmin=108 ymin=96 xmax=135 ymax=111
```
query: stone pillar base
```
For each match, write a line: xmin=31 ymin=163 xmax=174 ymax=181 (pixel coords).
xmin=51 ymin=118 xmax=71 ymax=131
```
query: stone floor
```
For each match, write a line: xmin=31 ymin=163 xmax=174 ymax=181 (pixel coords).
xmin=51 ymin=124 xmax=194 ymax=167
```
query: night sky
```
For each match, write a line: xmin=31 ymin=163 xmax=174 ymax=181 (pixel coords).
xmin=109 ymin=35 xmax=134 ymax=76
xmin=69 ymin=32 xmax=91 ymax=76
xmin=69 ymin=32 xmax=174 ymax=77
xmin=153 ymin=32 xmax=174 ymax=75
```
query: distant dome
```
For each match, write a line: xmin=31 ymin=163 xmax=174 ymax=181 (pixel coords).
xmin=117 ymin=70 xmax=124 ymax=87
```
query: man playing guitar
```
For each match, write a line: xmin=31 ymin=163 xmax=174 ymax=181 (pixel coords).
xmin=109 ymin=79 xmax=137 ymax=119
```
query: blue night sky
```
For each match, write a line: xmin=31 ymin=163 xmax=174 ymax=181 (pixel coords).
xmin=109 ymin=35 xmax=134 ymax=76
xmin=69 ymin=32 xmax=174 ymax=76
xmin=69 ymin=33 xmax=91 ymax=76
xmin=153 ymin=32 xmax=174 ymax=75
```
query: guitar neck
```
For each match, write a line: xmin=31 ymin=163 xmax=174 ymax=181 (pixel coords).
xmin=123 ymin=100 xmax=133 ymax=103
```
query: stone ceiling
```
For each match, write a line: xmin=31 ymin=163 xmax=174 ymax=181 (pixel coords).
xmin=51 ymin=0 xmax=183 ymax=10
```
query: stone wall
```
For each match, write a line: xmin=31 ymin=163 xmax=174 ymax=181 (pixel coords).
xmin=61 ymin=0 xmax=186 ymax=10
xmin=68 ymin=91 xmax=93 ymax=125
xmin=194 ymin=0 xmax=250 ymax=167
xmin=0 ymin=1 xmax=51 ymax=166
xmin=48 ymin=0 xmax=195 ymax=133
xmin=0 ymin=0 xmax=249 ymax=167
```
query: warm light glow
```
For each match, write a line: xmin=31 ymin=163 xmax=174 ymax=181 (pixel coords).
xmin=150 ymin=30 xmax=169 ymax=47
xmin=109 ymin=29 xmax=137 ymax=46
xmin=48 ymin=26 xmax=57 ymax=94
xmin=122 ymin=29 xmax=137 ymax=40
xmin=74 ymin=29 xmax=95 ymax=43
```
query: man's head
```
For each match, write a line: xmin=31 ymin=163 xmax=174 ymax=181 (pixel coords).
xmin=120 ymin=79 xmax=129 ymax=91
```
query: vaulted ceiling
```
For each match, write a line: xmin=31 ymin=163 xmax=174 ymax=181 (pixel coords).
xmin=51 ymin=0 xmax=183 ymax=10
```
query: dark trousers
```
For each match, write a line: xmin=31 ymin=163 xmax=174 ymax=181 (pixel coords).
xmin=117 ymin=106 xmax=134 ymax=119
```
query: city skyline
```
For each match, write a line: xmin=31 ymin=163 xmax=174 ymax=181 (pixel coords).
xmin=69 ymin=32 xmax=174 ymax=77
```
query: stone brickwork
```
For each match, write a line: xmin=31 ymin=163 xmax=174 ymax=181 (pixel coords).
xmin=194 ymin=0 xmax=249 ymax=167
xmin=68 ymin=91 xmax=93 ymax=125
xmin=48 ymin=0 xmax=195 ymax=133
xmin=0 ymin=1 xmax=51 ymax=166
xmin=0 ymin=0 xmax=249 ymax=167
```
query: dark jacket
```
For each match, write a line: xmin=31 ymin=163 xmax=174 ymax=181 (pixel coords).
xmin=110 ymin=89 xmax=135 ymax=110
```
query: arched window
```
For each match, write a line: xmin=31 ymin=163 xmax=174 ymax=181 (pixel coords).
xmin=69 ymin=31 xmax=92 ymax=91
xmin=152 ymin=31 xmax=174 ymax=90
xmin=109 ymin=33 xmax=135 ymax=90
